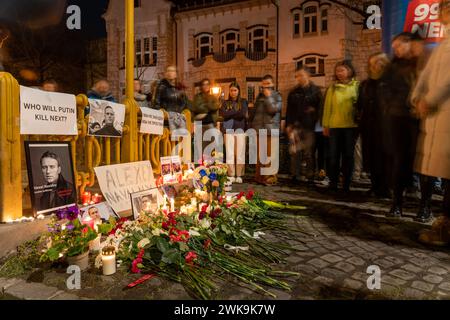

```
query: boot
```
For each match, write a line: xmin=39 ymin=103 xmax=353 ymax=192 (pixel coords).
xmin=387 ymin=204 xmax=402 ymax=218
xmin=415 ymin=205 xmax=433 ymax=223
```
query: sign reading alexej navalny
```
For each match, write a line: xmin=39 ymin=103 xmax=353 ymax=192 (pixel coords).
xmin=94 ymin=161 xmax=157 ymax=216
xmin=20 ymin=86 xmax=78 ymax=135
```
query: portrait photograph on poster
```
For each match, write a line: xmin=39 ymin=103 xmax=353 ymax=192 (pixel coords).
xmin=160 ymin=156 xmax=173 ymax=183
xmin=130 ymin=188 xmax=161 ymax=220
xmin=88 ymin=99 xmax=125 ymax=138
xmin=24 ymin=141 xmax=77 ymax=216
xmin=171 ymin=155 xmax=182 ymax=177
xmin=80 ymin=202 xmax=119 ymax=223
xmin=168 ymin=111 xmax=187 ymax=134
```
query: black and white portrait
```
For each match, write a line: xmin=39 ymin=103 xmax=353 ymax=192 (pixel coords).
xmin=25 ymin=142 xmax=77 ymax=216
xmin=88 ymin=99 xmax=125 ymax=137
xmin=80 ymin=202 xmax=118 ymax=223
xmin=130 ymin=189 xmax=161 ymax=219
xmin=168 ymin=112 xmax=187 ymax=133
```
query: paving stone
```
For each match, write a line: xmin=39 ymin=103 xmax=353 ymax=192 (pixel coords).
xmin=373 ymin=259 xmax=396 ymax=269
xmin=322 ymin=243 xmax=340 ymax=250
xmin=292 ymin=245 xmax=309 ymax=251
xmin=438 ymin=282 xmax=450 ymax=291
xmin=335 ymin=262 xmax=356 ymax=273
xmin=292 ymin=264 xmax=318 ymax=274
xmin=404 ymin=288 xmax=426 ymax=299
xmin=313 ymin=276 xmax=334 ymax=286
xmin=320 ymin=254 xmax=343 ymax=264
xmin=347 ymin=257 xmax=365 ymax=266
xmin=321 ymin=268 xmax=347 ymax=279
xmin=0 ymin=278 xmax=23 ymax=291
xmin=286 ymin=255 xmax=304 ymax=264
xmin=359 ymin=252 xmax=380 ymax=261
xmin=429 ymin=251 xmax=450 ymax=260
xmin=307 ymin=258 xmax=330 ymax=269
xmin=384 ymin=256 xmax=404 ymax=265
xmin=312 ymin=247 xmax=329 ymax=255
xmin=423 ymin=274 xmax=443 ymax=284
xmin=342 ymin=279 xmax=363 ymax=290
xmin=336 ymin=240 xmax=353 ymax=248
xmin=401 ymin=263 xmax=423 ymax=273
xmin=306 ymin=242 xmax=322 ymax=248
xmin=296 ymin=252 xmax=316 ymax=258
xmin=268 ymin=289 xmax=292 ymax=300
xmin=5 ymin=281 xmax=60 ymax=300
xmin=347 ymin=246 xmax=366 ymax=254
xmin=428 ymin=266 xmax=448 ymax=276
xmin=410 ymin=257 xmax=437 ymax=268
xmin=335 ymin=250 xmax=354 ymax=258
xmin=381 ymin=275 xmax=407 ymax=286
xmin=389 ymin=269 xmax=416 ymax=281
xmin=351 ymin=272 xmax=369 ymax=282
xmin=49 ymin=291 xmax=80 ymax=300
xmin=411 ymin=281 xmax=434 ymax=292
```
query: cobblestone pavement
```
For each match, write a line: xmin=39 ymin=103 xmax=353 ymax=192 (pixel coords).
xmin=1 ymin=179 xmax=449 ymax=300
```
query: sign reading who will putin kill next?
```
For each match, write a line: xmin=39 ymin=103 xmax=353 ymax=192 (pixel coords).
xmin=20 ymin=86 xmax=78 ymax=135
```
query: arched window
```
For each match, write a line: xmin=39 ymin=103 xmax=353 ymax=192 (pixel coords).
xmin=248 ymin=26 xmax=269 ymax=53
xmin=195 ymin=33 xmax=213 ymax=59
xmin=304 ymin=6 xmax=318 ymax=34
xmin=294 ymin=54 xmax=326 ymax=76
xmin=293 ymin=11 xmax=301 ymax=37
xmin=221 ymin=30 xmax=240 ymax=53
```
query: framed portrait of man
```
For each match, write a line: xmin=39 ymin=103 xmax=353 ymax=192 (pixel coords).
xmin=130 ymin=188 xmax=161 ymax=220
xmin=80 ymin=202 xmax=119 ymax=223
xmin=88 ymin=99 xmax=125 ymax=138
xmin=24 ymin=141 xmax=77 ymax=216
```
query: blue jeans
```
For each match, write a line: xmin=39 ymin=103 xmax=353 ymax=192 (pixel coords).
xmin=329 ymin=128 xmax=358 ymax=189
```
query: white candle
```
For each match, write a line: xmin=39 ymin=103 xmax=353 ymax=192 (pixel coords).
xmin=162 ymin=195 xmax=168 ymax=210
xmin=191 ymin=197 xmax=197 ymax=207
xmin=170 ymin=198 xmax=175 ymax=212
xmin=180 ymin=205 xmax=187 ymax=215
xmin=102 ymin=246 xmax=116 ymax=276
xmin=90 ymin=235 xmax=101 ymax=252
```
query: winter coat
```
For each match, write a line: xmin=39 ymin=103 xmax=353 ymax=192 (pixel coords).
xmin=411 ymin=37 xmax=450 ymax=180
xmin=153 ymin=79 xmax=189 ymax=113
xmin=249 ymin=90 xmax=282 ymax=131
xmin=220 ymin=98 xmax=248 ymax=131
xmin=191 ymin=92 xmax=220 ymax=125
xmin=322 ymin=79 xmax=359 ymax=129
xmin=286 ymin=82 xmax=322 ymax=131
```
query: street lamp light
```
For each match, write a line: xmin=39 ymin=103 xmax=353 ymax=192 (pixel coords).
xmin=211 ymin=86 xmax=221 ymax=96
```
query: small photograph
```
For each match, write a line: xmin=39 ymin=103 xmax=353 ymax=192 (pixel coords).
xmin=171 ymin=156 xmax=182 ymax=176
xmin=130 ymin=188 xmax=161 ymax=220
xmin=24 ymin=141 xmax=77 ymax=216
xmin=160 ymin=156 xmax=173 ymax=183
xmin=161 ymin=184 xmax=177 ymax=199
xmin=168 ymin=112 xmax=187 ymax=133
xmin=80 ymin=202 xmax=118 ymax=223
xmin=88 ymin=99 xmax=125 ymax=138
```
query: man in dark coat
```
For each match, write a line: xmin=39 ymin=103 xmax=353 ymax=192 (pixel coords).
xmin=37 ymin=151 xmax=76 ymax=212
xmin=95 ymin=106 xmax=122 ymax=137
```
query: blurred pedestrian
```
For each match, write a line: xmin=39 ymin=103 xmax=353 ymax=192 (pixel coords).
xmin=322 ymin=60 xmax=359 ymax=193
xmin=411 ymin=1 xmax=450 ymax=242
xmin=153 ymin=65 xmax=189 ymax=113
xmin=41 ymin=79 xmax=58 ymax=92
xmin=286 ymin=66 xmax=322 ymax=184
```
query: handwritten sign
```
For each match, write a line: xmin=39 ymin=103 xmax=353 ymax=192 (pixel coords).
xmin=140 ymin=107 xmax=164 ymax=135
xmin=20 ymin=86 xmax=77 ymax=135
xmin=404 ymin=0 xmax=445 ymax=42
xmin=94 ymin=161 xmax=157 ymax=215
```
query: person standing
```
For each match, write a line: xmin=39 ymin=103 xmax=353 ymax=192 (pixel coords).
xmin=86 ymin=79 xmax=116 ymax=115
xmin=249 ymin=75 xmax=282 ymax=186
xmin=411 ymin=1 xmax=450 ymax=243
xmin=357 ymin=52 xmax=391 ymax=198
xmin=131 ymin=79 xmax=149 ymax=109
xmin=286 ymin=66 xmax=322 ymax=184
xmin=220 ymin=82 xmax=248 ymax=184
xmin=322 ymin=61 xmax=359 ymax=193
xmin=153 ymin=66 xmax=189 ymax=113
xmin=379 ymin=33 xmax=420 ymax=217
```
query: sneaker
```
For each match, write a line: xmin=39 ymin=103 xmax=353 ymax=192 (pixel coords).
xmin=386 ymin=205 xmax=402 ymax=218
xmin=235 ymin=177 xmax=243 ymax=184
xmin=415 ymin=206 xmax=433 ymax=223
xmin=228 ymin=177 xmax=235 ymax=183
xmin=321 ymin=177 xmax=330 ymax=187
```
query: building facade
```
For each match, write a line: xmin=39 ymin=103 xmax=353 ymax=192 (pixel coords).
xmin=104 ymin=0 xmax=381 ymax=112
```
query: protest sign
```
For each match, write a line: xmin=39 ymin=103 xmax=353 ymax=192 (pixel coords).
xmin=20 ymin=86 xmax=77 ymax=135
xmin=140 ymin=107 xmax=164 ymax=135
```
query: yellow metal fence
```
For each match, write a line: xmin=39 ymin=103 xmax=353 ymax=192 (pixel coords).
xmin=0 ymin=72 xmax=192 ymax=222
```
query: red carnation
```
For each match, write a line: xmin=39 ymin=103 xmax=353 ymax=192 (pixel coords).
xmin=203 ymin=239 xmax=211 ymax=250
xmin=185 ymin=251 xmax=198 ymax=265
xmin=247 ymin=190 xmax=255 ymax=200
xmin=237 ymin=191 xmax=245 ymax=200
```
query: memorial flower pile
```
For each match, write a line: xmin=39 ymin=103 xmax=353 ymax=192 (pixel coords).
xmin=103 ymin=191 xmax=300 ymax=299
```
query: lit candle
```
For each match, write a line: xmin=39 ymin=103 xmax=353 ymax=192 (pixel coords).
xmin=82 ymin=216 xmax=95 ymax=230
xmin=191 ymin=198 xmax=197 ymax=207
xmin=81 ymin=191 xmax=91 ymax=204
xmin=170 ymin=198 xmax=175 ymax=212
xmin=90 ymin=235 xmax=101 ymax=252
xmin=162 ymin=195 xmax=168 ymax=211
xmin=102 ymin=246 xmax=116 ymax=276
xmin=180 ymin=205 xmax=187 ymax=215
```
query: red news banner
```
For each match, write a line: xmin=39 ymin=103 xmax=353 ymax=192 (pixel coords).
xmin=403 ymin=0 xmax=445 ymax=42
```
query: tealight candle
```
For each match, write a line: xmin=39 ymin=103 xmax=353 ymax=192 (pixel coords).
xmin=90 ymin=235 xmax=101 ymax=252
xmin=102 ymin=246 xmax=116 ymax=276
xmin=170 ymin=198 xmax=175 ymax=212
xmin=162 ymin=195 xmax=168 ymax=211
xmin=191 ymin=198 xmax=197 ymax=207
xmin=81 ymin=191 xmax=91 ymax=204
xmin=92 ymin=193 xmax=103 ymax=204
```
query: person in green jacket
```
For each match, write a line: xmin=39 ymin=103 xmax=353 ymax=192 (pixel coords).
xmin=322 ymin=60 xmax=359 ymax=192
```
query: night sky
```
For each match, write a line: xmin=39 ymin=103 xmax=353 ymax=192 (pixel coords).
xmin=0 ymin=0 xmax=109 ymax=39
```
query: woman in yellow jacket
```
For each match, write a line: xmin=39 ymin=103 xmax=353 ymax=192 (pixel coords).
xmin=322 ymin=61 xmax=359 ymax=192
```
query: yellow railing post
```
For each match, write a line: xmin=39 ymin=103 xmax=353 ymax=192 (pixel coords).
xmin=0 ymin=72 xmax=22 ymax=222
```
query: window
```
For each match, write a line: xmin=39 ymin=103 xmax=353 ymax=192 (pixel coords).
xmin=304 ymin=6 xmax=318 ymax=34
xmin=321 ymin=9 xmax=328 ymax=32
xmin=152 ymin=37 xmax=158 ymax=65
xmin=142 ymin=37 xmax=157 ymax=66
xmin=248 ymin=26 xmax=268 ymax=52
xmin=295 ymin=54 xmax=325 ymax=76
xmin=293 ymin=13 xmax=300 ymax=36
xmin=144 ymin=38 xmax=150 ymax=65
xmin=247 ymin=85 xmax=256 ymax=104
xmin=136 ymin=39 xmax=142 ymax=67
xmin=221 ymin=31 xmax=239 ymax=53
xmin=195 ymin=34 xmax=213 ymax=59
xmin=134 ymin=0 xmax=141 ymax=8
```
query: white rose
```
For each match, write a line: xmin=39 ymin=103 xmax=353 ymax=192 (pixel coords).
xmin=137 ymin=238 xmax=150 ymax=249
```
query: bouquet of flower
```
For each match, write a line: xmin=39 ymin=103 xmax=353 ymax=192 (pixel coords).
xmin=193 ymin=163 xmax=228 ymax=200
